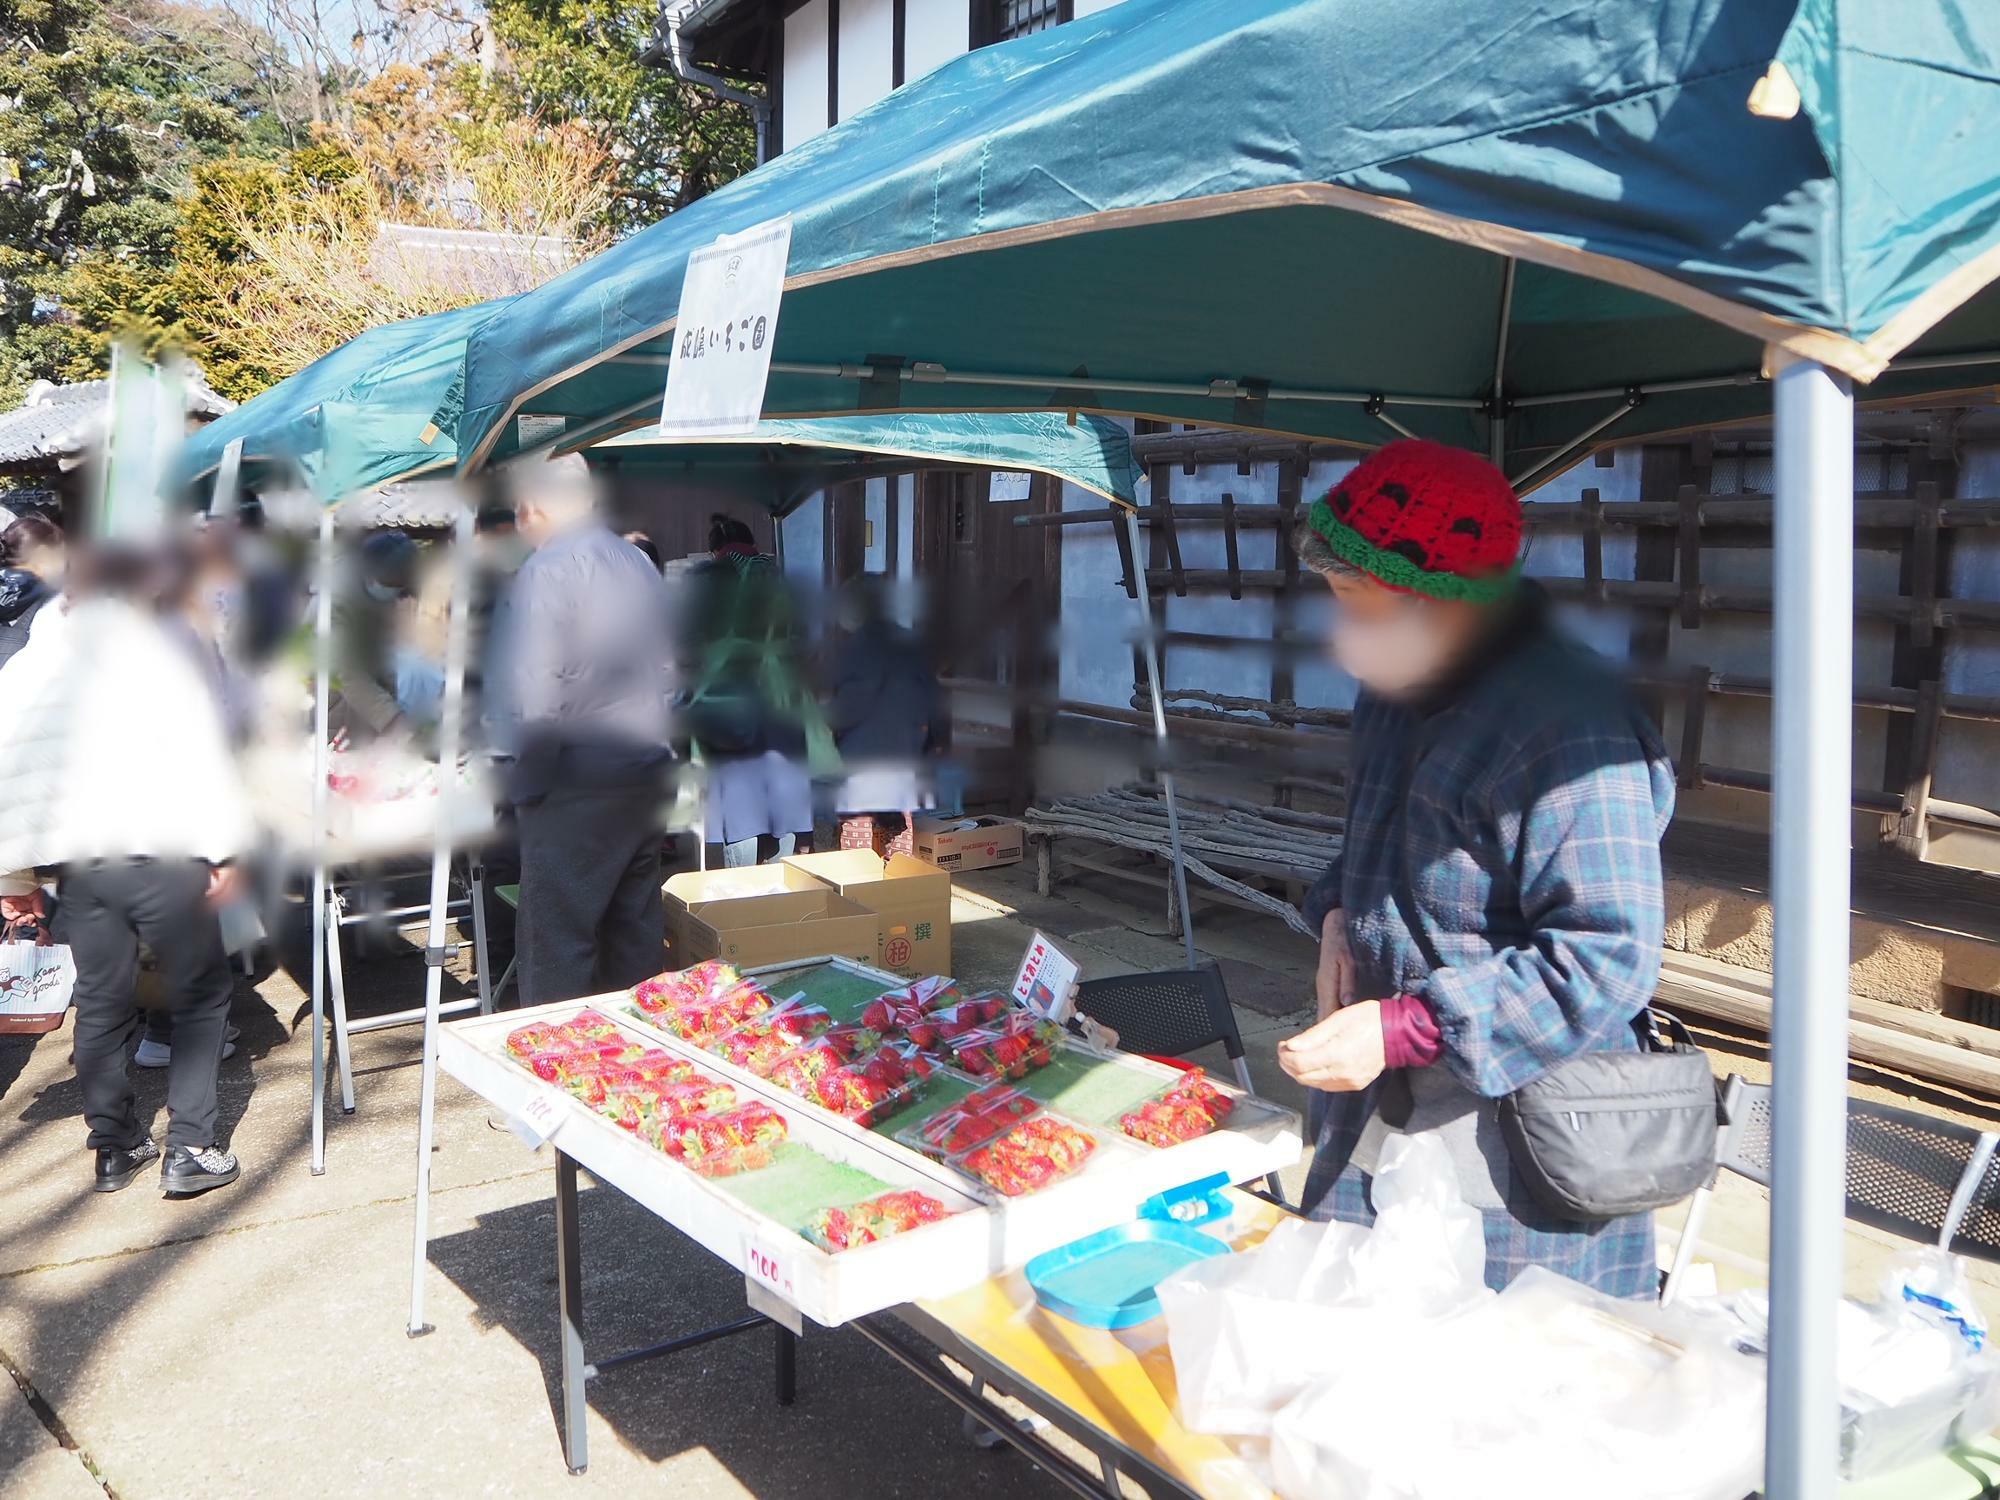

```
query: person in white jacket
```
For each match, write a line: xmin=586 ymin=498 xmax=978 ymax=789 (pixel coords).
xmin=0 ymin=547 xmax=254 ymax=1196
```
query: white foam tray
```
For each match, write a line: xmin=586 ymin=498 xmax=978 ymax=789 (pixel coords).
xmin=439 ymin=963 xmax=1301 ymax=1329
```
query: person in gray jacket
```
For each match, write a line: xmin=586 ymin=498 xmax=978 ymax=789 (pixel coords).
xmin=487 ymin=456 xmax=675 ymax=1006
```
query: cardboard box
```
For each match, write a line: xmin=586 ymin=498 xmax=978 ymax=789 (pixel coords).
xmin=663 ymin=867 xmax=880 ymax=969
xmin=781 ymin=850 xmax=951 ymax=978
xmin=913 ymin=816 xmax=1025 ymax=873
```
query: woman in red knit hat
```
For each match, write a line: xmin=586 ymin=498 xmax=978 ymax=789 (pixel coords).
xmin=1277 ymin=439 xmax=1678 ymax=1297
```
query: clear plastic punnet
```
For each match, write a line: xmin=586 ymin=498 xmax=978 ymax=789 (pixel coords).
xmin=1119 ymin=1066 xmax=1237 ymax=1148
xmin=899 ymin=993 xmax=1010 ymax=1051
xmin=800 ymin=1189 xmax=958 ymax=1253
xmin=943 ymin=1009 xmax=1064 ymax=1080
xmin=768 ymin=1036 xmax=938 ymax=1127
xmin=643 ymin=1100 xmax=788 ymax=1178
xmin=956 ymin=1114 xmax=1099 ymax=1197
xmin=899 ymin=1082 xmax=1043 ymax=1161
xmin=707 ymin=998 xmax=833 ymax=1076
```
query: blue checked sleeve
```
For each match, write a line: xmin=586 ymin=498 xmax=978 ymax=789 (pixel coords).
xmin=1420 ymin=723 xmax=1673 ymax=1098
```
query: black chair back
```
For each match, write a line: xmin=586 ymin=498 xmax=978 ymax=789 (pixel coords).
xmin=1073 ymin=962 xmax=1245 ymax=1062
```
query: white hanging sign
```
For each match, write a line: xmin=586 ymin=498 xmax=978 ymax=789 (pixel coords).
xmin=659 ymin=216 xmax=793 ymax=439
xmin=509 ymin=1088 xmax=566 ymax=1149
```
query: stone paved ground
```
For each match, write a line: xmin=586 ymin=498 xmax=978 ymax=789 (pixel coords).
xmin=1 ymin=855 xmax=1994 ymax=1499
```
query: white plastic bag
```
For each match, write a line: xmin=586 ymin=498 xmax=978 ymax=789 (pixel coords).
xmin=1160 ymin=1133 xmax=1489 ymax=1436
xmin=1269 ymin=1268 xmax=1767 ymax=1500
xmin=0 ymin=935 xmax=75 ymax=1027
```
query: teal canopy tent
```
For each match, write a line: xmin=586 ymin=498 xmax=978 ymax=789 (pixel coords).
xmin=587 ymin=411 xmax=1140 ymax=511
xmin=451 ymin=0 xmax=2000 ymax=488
xmin=443 ymin=4 xmax=2000 ymax=1493
xmin=176 ymin=298 xmax=515 ymax=503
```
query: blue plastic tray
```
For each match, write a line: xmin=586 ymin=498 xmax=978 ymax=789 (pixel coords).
xmin=1025 ymin=1219 xmax=1229 ymax=1330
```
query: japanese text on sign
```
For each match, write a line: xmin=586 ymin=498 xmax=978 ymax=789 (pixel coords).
xmin=659 ymin=216 xmax=793 ymax=438
xmin=1012 ymin=930 xmax=1079 ymax=1024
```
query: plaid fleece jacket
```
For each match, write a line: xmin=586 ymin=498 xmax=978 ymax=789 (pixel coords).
xmin=1301 ymin=592 xmax=1676 ymax=1294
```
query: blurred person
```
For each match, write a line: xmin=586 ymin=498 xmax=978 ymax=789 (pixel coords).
xmin=489 ymin=455 xmax=675 ymax=1005
xmin=0 ymin=513 xmax=66 ymax=671
xmin=623 ymin=530 xmax=662 ymax=572
xmin=330 ymin=528 xmax=419 ymax=743
xmin=0 ymin=544 xmax=252 ymax=1196
xmin=827 ymin=576 xmax=941 ymax=855
xmin=1277 ymin=440 xmax=1674 ymax=1297
xmin=682 ymin=515 xmax=822 ymax=867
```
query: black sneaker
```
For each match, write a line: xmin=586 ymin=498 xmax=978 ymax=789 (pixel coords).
xmin=94 ymin=1141 xmax=162 ymax=1193
xmin=160 ymin=1144 xmax=240 ymax=1198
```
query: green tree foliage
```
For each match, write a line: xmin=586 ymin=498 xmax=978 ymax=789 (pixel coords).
xmin=484 ymin=0 xmax=758 ymax=235
xmin=0 ymin=0 xmax=289 ymax=403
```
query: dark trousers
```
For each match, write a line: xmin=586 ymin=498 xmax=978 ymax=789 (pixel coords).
xmin=517 ymin=786 xmax=666 ymax=1008
xmin=60 ymin=860 xmax=234 ymax=1152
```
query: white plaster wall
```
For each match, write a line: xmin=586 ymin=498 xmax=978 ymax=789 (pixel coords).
xmin=837 ymin=0 xmax=895 ymax=122
xmin=783 ymin=0 xmax=831 ymax=148
xmin=1934 ymin=442 xmax=2000 ymax=810
xmin=781 ymin=491 xmax=825 ymax=586
xmin=905 ymin=0 xmax=970 ymax=84
xmin=863 ymin=475 xmax=889 ymax=572
xmin=1072 ymin=0 xmax=1127 ymax=14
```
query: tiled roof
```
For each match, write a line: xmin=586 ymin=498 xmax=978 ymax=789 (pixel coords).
xmin=0 ymin=378 xmax=234 ymax=468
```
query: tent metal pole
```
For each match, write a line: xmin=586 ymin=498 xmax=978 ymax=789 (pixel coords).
xmin=409 ymin=500 xmax=477 ymax=1337
xmin=1126 ymin=508 xmax=1197 ymax=969
xmin=1489 ymin=258 xmax=1516 ymax=468
xmin=1508 ymin=398 xmax=1638 ymax=492
xmin=1765 ymin=354 xmax=1852 ymax=1500
xmin=310 ymin=507 xmax=334 ymax=1176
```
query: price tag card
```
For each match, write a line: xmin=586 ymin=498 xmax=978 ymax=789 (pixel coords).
xmin=743 ymin=1231 xmax=805 ymax=1335
xmin=659 ymin=216 xmax=793 ymax=439
xmin=1011 ymin=930 xmax=1079 ymax=1024
xmin=509 ymin=1089 xmax=566 ymax=1150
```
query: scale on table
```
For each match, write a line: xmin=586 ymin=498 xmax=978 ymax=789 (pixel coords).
xmin=1025 ymin=1173 xmax=1234 ymax=1330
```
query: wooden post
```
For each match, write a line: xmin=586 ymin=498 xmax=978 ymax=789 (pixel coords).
xmin=1895 ymin=678 xmax=1944 ymax=858
xmin=1678 ymin=664 xmax=1712 ymax=790
xmin=1221 ymin=492 xmax=1242 ymax=601
xmin=1153 ymin=464 xmax=1187 ymax=597
xmin=1581 ymin=485 xmax=1605 ymax=603
xmin=1677 ymin=482 xmax=1703 ymax=630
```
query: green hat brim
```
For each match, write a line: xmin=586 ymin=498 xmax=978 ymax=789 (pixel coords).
xmin=1306 ymin=495 xmax=1519 ymax=604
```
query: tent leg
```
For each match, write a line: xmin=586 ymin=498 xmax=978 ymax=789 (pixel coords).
xmin=1126 ymin=509 xmax=1197 ymax=970
xmin=1766 ymin=355 xmax=1852 ymax=1500
xmin=409 ymin=502 xmax=477 ymax=1337
xmin=310 ymin=508 xmax=334 ymax=1177
xmin=326 ymin=885 xmax=355 ymax=1114
xmin=469 ymin=857 xmax=495 ymax=1017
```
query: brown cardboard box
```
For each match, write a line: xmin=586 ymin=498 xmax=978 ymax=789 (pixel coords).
xmin=663 ymin=867 xmax=881 ymax=969
xmin=913 ymin=815 xmax=1025 ymax=873
xmin=781 ymin=850 xmax=951 ymax=978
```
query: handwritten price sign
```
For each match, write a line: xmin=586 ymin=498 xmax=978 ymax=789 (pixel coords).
xmin=1011 ymin=930 xmax=1079 ymax=1023
xmin=508 ymin=1088 xmax=566 ymax=1150
xmin=659 ymin=216 xmax=793 ymax=438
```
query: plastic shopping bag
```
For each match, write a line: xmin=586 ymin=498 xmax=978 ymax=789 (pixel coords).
xmin=1160 ymin=1133 xmax=1489 ymax=1436
xmin=0 ymin=933 xmax=75 ymax=1034
xmin=1270 ymin=1267 xmax=1767 ymax=1500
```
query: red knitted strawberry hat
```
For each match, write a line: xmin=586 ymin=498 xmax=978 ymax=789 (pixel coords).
xmin=1306 ymin=440 xmax=1523 ymax=603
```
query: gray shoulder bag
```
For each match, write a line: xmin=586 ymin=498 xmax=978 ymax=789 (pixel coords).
xmin=1494 ymin=1008 xmax=1719 ymax=1222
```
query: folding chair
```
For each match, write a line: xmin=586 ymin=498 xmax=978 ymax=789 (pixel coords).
xmin=1663 ymin=1074 xmax=2000 ymax=1304
xmin=484 ymin=882 xmax=520 ymax=1006
xmin=1073 ymin=961 xmax=1287 ymax=1203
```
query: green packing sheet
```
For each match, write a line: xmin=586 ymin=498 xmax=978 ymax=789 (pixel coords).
xmin=1011 ymin=1051 xmax=1166 ymax=1129
xmin=714 ymin=1142 xmax=895 ymax=1232
xmin=753 ymin=962 xmax=900 ymax=1023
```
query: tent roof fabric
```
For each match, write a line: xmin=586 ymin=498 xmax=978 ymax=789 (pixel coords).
xmin=588 ymin=412 xmax=1141 ymax=510
xmin=175 ymin=298 xmax=514 ymax=502
xmin=450 ymin=0 xmax=2000 ymax=486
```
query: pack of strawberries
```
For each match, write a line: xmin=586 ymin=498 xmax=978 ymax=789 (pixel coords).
xmin=504 ymin=1005 xmax=789 ymax=1178
xmin=958 ymin=1115 xmax=1098 ymax=1197
xmin=905 ymin=1082 xmax=1041 ymax=1157
xmin=1119 ymin=1067 xmax=1236 ymax=1147
xmin=629 ymin=960 xmax=775 ymax=1047
xmin=800 ymin=1189 xmax=954 ymax=1253
xmin=708 ymin=1001 xmax=836 ymax=1076
xmin=944 ymin=1009 xmax=1065 ymax=1080
xmin=766 ymin=1036 xmax=935 ymax=1126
